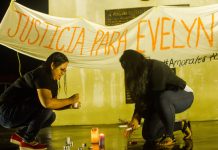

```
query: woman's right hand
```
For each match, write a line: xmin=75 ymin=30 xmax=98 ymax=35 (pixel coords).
xmin=69 ymin=93 xmax=79 ymax=103
xmin=69 ymin=93 xmax=80 ymax=105
xmin=124 ymin=117 xmax=139 ymax=137
xmin=69 ymin=93 xmax=80 ymax=109
xmin=129 ymin=117 xmax=139 ymax=130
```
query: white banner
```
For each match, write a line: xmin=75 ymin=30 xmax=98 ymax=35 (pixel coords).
xmin=0 ymin=2 xmax=218 ymax=68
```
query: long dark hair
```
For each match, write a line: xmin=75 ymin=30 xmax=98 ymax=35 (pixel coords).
xmin=44 ymin=52 xmax=69 ymax=94
xmin=119 ymin=50 xmax=148 ymax=101
xmin=44 ymin=52 xmax=69 ymax=70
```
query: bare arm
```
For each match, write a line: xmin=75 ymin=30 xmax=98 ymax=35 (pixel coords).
xmin=37 ymin=88 xmax=79 ymax=109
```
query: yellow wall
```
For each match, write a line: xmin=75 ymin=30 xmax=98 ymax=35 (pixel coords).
xmin=49 ymin=0 xmax=218 ymax=25
xmin=49 ymin=0 xmax=218 ymax=125
xmin=53 ymin=60 xmax=218 ymax=126
xmin=176 ymin=61 xmax=218 ymax=121
xmin=53 ymin=68 xmax=134 ymax=126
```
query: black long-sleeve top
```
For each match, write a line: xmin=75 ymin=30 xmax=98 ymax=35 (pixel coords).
xmin=134 ymin=59 xmax=186 ymax=118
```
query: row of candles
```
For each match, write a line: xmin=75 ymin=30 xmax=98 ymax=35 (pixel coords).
xmin=63 ymin=127 xmax=105 ymax=150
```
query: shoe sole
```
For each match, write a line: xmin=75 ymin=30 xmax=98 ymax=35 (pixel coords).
xmin=184 ymin=136 xmax=192 ymax=140
xmin=156 ymin=137 xmax=176 ymax=147
xmin=10 ymin=139 xmax=21 ymax=145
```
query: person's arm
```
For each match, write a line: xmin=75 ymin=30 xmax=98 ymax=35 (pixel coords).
xmin=124 ymin=111 xmax=141 ymax=137
xmin=54 ymin=101 xmax=81 ymax=110
xmin=37 ymin=88 xmax=79 ymax=109
xmin=150 ymin=62 xmax=166 ymax=91
xmin=129 ymin=110 xmax=141 ymax=129
xmin=124 ymin=101 xmax=141 ymax=136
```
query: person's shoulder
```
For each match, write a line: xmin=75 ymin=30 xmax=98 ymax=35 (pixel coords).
xmin=150 ymin=59 xmax=167 ymax=67
xmin=30 ymin=65 xmax=49 ymax=79
xmin=20 ymin=65 xmax=43 ymax=80
xmin=33 ymin=65 xmax=46 ymax=73
xmin=151 ymin=59 xmax=164 ymax=64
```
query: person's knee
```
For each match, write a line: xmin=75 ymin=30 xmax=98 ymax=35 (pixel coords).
xmin=40 ymin=110 xmax=56 ymax=128
xmin=50 ymin=112 xmax=56 ymax=124
xmin=45 ymin=110 xmax=56 ymax=123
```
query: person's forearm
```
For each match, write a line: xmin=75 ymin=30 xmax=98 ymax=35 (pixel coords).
xmin=45 ymin=98 xmax=74 ymax=109
xmin=54 ymin=104 xmax=71 ymax=110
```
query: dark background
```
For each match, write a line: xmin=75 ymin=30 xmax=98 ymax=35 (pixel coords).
xmin=0 ymin=0 xmax=48 ymax=84
xmin=0 ymin=0 xmax=48 ymax=92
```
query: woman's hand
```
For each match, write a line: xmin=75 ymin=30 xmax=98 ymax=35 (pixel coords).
xmin=69 ymin=93 xmax=80 ymax=109
xmin=69 ymin=93 xmax=79 ymax=103
xmin=124 ymin=117 xmax=139 ymax=138
xmin=70 ymin=101 xmax=81 ymax=109
xmin=129 ymin=117 xmax=139 ymax=130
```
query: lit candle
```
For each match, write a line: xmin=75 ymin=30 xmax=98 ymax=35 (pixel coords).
xmin=91 ymin=128 xmax=99 ymax=143
xmin=99 ymin=133 xmax=105 ymax=148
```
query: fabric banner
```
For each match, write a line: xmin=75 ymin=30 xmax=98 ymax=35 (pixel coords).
xmin=0 ymin=2 xmax=218 ymax=68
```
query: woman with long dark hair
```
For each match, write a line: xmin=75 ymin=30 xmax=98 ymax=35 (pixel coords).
xmin=120 ymin=50 xmax=193 ymax=146
xmin=0 ymin=52 xmax=80 ymax=150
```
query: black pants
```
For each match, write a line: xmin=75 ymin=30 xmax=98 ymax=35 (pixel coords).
xmin=0 ymin=101 xmax=56 ymax=142
xmin=142 ymin=90 xmax=194 ymax=141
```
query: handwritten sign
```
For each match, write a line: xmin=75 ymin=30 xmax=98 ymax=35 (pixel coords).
xmin=0 ymin=2 xmax=217 ymax=69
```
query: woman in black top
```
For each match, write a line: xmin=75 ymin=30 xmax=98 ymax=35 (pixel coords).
xmin=0 ymin=52 xmax=80 ymax=150
xmin=120 ymin=50 xmax=194 ymax=146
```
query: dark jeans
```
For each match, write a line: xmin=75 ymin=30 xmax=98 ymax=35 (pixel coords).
xmin=0 ymin=101 xmax=56 ymax=142
xmin=142 ymin=90 xmax=194 ymax=141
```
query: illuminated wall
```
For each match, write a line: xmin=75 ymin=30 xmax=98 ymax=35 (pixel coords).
xmin=54 ymin=68 xmax=134 ymax=125
xmin=54 ymin=61 xmax=218 ymax=125
xmin=53 ymin=60 xmax=218 ymax=126
xmin=49 ymin=0 xmax=218 ymax=125
xmin=176 ymin=61 xmax=218 ymax=121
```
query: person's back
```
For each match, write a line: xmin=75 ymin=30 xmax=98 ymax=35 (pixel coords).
xmin=0 ymin=66 xmax=57 ymax=107
xmin=149 ymin=59 xmax=186 ymax=91
xmin=120 ymin=49 xmax=194 ymax=147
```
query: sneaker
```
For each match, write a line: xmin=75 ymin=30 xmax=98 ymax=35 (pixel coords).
xmin=10 ymin=133 xmax=23 ymax=145
xmin=20 ymin=140 xmax=47 ymax=150
xmin=156 ymin=135 xmax=176 ymax=146
xmin=182 ymin=120 xmax=192 ymax=140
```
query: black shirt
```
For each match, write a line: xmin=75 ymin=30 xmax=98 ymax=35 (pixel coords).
xmin=0 ymin=66 xmax=58 ymax=106
xmin=134 ymin=59 xmax=186 ymax=118
xmin=149 ymin=59 xmax=186 ymax=91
